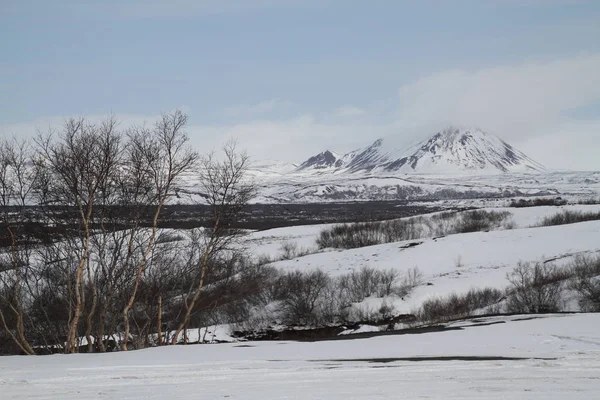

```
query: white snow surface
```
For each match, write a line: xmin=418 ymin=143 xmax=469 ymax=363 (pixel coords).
xmin=242 ymin=223 xmax=331 ymax=259
xmin=242 ymin=204 xmax=600 ymax=259
xmin=267 ymin=220 xmax=600 ymax=313
xmin=2 ymin=313 xmax=599 ymax=399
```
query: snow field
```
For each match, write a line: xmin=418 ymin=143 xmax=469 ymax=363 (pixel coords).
xmin=1 ymin=314 xmax=599 ymax=399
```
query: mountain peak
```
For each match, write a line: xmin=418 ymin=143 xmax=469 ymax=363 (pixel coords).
xmin=384 ymin=126 xmax=546 ymax=173
xmin=296 ymin=150 xmax=343 ymax=171
xmin=295 ymin=126 xmax=546 ymax=175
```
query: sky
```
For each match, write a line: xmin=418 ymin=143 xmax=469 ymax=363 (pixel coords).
xmin=1 ymin=0 xmax=600 ymax=170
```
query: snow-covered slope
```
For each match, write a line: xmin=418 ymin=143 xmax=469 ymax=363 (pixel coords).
xmin=243 ymin=204 xmax=600 ymax=259
xmin=268 ymin=218 xmax=600 ymax=313
xmin=247 ymin=160 xmax=298 ymax=176
xmin=295 ymin=149 xmax=360 ymax=173
xmin=383 ymin=127 xmax=547 ymax=174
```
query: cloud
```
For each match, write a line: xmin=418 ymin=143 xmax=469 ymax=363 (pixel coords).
xmin=517 ymin=119 xmax=600 ymax=170
xmin=2 ymin=54 xmax=599 ymax=170
xmin=394 ymin=53 xmax=600 ymax=143
xmin=185 ymin=115 xmax=387 ymax=161
xmin=224 ymin=99 xmax=291 ymax=119
xmin=333 ymin=106 xmax=366 ymax=118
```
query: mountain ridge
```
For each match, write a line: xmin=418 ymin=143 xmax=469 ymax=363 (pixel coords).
xmin=295 ymin=127 xmax=546 ymax=175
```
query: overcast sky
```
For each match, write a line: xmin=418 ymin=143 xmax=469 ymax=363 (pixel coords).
xmin=1 ymin=0 xmax=599 ymax=170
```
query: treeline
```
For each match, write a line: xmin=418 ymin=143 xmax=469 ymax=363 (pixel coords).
xmin=0 ymin=110 xmax=256 ymax=355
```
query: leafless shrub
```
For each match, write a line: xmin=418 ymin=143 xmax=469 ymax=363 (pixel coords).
xmin=417 ymin=287 xmax=504 ymax=323
xmin=454 ymin=210 xmax=512 ymax=233
xmin=505 ymin=262 xmax=567 ymax=313
xmin=337 ymin=267 xmax=411 ymax=304
xmin=271 ymin=270 xmax=334 ymax=325
xmin=263 ymin=266 xmax=422 ymax=327
xmin=255 ymin=254 xmax=273 ymax=266
xmin=395 ymin=267 xmax=424 ymax=297
xmin=155 ymin=232 xmax=187 ymax=244
xmin=279 ymin=241 xmax=299 ymax=260
xmin=338 ymin=267 xmax=387 ymax=303
xmin=278 ymin=241 xmax=314 ymax=260
xmin=568 ymin=255 xmax=600 ymax=311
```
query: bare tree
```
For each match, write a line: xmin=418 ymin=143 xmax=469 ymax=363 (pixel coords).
xmin=0 ymin=138 xmax=38 ymax=355
xmin=35 ymin=117 xmax=122 ymax=353
xmin=171 ymin=141 xmax=255 ymax=344
xmin=0 ymin=112 xmax=261 ymax=355
xmin=121 ymin=110 xmax=198 ymax=350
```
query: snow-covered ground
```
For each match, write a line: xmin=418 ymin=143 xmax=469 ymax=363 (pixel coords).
xmin=484 ymin=204 xmax=600 ymax=228
xmin=3 ymin=206 xmax=600 ymax=399
xmin=268 ymin=220 xmax=600 ymax=313
xmin=255 ymin=171 xmax=600 ymax=203
xmin=2 ymin=313 xmax=599 ymax=399
xmin=242 ymin=223 xmax=331 ymax=259
xmin=242 ymin=204 xmax=600 ymax=259
xmin=175 ymin=167 xmax=600 ymax=204
xmin=234 ymin=205 xmax=600 ymax=318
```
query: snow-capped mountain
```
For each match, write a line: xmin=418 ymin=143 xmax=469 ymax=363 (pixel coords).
xmin=296 ymin=150 xmax=343 ymax=171
xmin=295 ymin=149 xmax=360 ymax=172
xmin=382 ymin=127 xmax=546 ymax=173
xmin=296 ymin=127 xmax=546 ymax=175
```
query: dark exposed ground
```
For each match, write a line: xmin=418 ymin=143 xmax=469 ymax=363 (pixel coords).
xmin=160 ymin=201 xmax=447 ymax=230
xmin=0 ymin=202 xmax=448 ymax=247
xmin=0 ymin=201 xmax=440 ymax=248
xmin=231 ymin=313 xmax=577 ymax=343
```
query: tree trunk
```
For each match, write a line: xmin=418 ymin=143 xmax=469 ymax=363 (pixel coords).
xmin=7 ymin=227 xmax=35 ymax=355
xmin=66 ymin=199 xmax=94 ymax=354
xmin=66 ymin=248 xmax=88 ymax=353
xmin=85 ymin=277 xmax=98 ymax=353
xmin=157 ymin=295 xmax=163 ymax=346
xmin=97 ymin=304 xmax=107 ymax=353
xmin=122 ymin=203 xmax=164 ymax=351
xmin=171 ymin=236 xmax=215 ymax=345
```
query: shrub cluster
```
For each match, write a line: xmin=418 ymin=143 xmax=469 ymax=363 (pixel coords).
xmin=577 ymin=197 xmax=600 ymax=205
xmin=510 ymin=197 xmax=567 ymax=208
xmin=316 ymin=219 xmax=423 ymax=249
xmin=538 ymin=210 xmax=600 ymax=227
xmin=414 ymin=254 xmax=600 ymax=324
xmin=416 ymin=288 xmax=504 ymax=323
xmin=452 ymin=210 xmax=513 ymax=233
xmin=317 ymin=210 xmax=513 ymax=250
xmin=259 ymin=266 xmax=423 ymax=327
